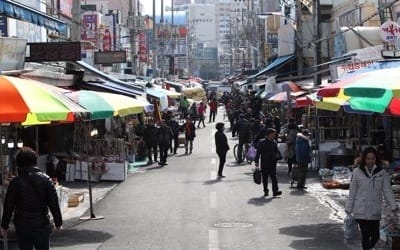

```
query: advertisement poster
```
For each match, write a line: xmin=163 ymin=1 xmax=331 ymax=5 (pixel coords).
xmin=81 ymin=13 xmax=98 ymax=50
xmin=138 ymin=30 xmax=148 ymax=62
xmin=102 ymin=15 xmax=115 ymax=51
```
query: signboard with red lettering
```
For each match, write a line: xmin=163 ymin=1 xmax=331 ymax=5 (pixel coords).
xmin=380 ymin=21 xmax=400 ymax=43
xmin=81 ymin=13 xmax=98 ymax=50
xmin=138 ymin=30 xmax=148 ymax=62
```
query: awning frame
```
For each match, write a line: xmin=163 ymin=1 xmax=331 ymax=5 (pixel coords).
xmin=248 ymin=54 xmax=295 ymax=80
xmin=0 ymin=0 xmax=67 ymax=34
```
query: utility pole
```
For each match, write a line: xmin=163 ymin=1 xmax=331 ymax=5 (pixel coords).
xmin=171 ymin=0 xmax=175 ymax=77
xmin=295 ymin=0 xmax=303 ymax=77
xmin=313 ymin=0 xmax=321 ymax=86
xmin=71 ymin=0 xmax=80 ymax=41
xmin=129 ymin=0 xmax=137 ymax=75
xmin=160 ymin=0 xmax=164 ymax=78
xmin=152 ymin=0 xmax=157 ymax=77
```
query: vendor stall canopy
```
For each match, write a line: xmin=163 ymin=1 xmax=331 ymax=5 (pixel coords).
xmin=64 ymin=90 xmax=153 ymax=120
xmin=0 ymin=75 xmax=89 ymax=125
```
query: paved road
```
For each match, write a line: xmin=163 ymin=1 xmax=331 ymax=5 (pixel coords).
xmin=5 ymin=111 xmax=351 ymax=250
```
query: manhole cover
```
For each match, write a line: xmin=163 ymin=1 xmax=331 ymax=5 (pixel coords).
xmin=213 ymin=222 xmax=253 ymax=228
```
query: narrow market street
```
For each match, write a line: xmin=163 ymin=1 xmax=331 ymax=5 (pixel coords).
xmin=17 ymin=111 xmax=350 ymax=250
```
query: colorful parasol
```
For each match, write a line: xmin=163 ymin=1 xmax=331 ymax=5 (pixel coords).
xmin=342 ymin=67 xmax=400 ymax=114
xmin=65 ymin=90 xmax=150 ymax=120
xmin=0 ymin=76 xmax=88 ymax=124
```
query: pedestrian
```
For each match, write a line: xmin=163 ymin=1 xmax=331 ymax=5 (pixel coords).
xmin=1 ymin=147 xmax=63 ymax=250
xmin=233 ymin=114 xmax=251 ymax=163
xmin=143 ymin=119 xmax=158 ymax=165
xmin=156 ymin=120 xmax=173 ymax=166
xmin=255 ymin=128 xmax=282 ymax=197
xmin=179 ymin=96 xmax=190 ymax=119
xmin=209 ymin=98 xmax=218 ymax=123
xmin=215 ymin=122 xmax=229 ymax=178
xmin=197 ymin=101 xmax=206 ymax=128
xmin=167 ymin=116 xmax=180 ymax=154
xmin=285 ymin=118 xmax=299 ymax=174
xmin=345 ymin=147 xmax=397 ymax=250
xmin=184 ymin=117 xmax=196 ymax=154
xmin=295 ymin=129 xmax=311 ymax=189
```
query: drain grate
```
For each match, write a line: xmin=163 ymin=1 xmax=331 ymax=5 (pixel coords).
xmin=213 ymin=222 xmax=253 ymax=228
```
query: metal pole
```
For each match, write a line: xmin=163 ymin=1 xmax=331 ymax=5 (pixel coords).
xmin=152 ymin=0 xmax=157 ymax=77
xmin=313 ymin=0 xmax=322 ymax=86
xmin=171 ymin=0 xmax=175 ymax=77
xmin=129 ymin=0 xmax=137 ymax=75
xmin=295 ymin=0 xmax=303 ymax=77
xmin=71 ymin=0 xmax=80 ymax=41
xmin=160 ymin=0 xmax=164 ymax=78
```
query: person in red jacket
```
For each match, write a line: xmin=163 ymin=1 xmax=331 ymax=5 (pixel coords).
xmin=208 ymin=98 xmax=218 ymax=123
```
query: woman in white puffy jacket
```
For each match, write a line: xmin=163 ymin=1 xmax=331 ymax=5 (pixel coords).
xmin=345 ymin=147 xmax=397 ymax=250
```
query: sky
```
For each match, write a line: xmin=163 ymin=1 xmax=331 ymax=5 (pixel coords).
xmin=141 ymin=0 xmax=173 ymax=16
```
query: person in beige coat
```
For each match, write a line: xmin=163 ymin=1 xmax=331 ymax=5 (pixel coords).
xmin=345 ymin=147 xmax=397 ymax=250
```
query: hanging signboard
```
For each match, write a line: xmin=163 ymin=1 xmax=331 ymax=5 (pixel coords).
xmin=0 ymin=37 xmax=26 ymax=70
xmin=94 ymin=51 xmax=127 ymax=65
xmin=26 ymin=42 xmax=81 ymax=62
xmin=380 ymin=21 xmax=400 ymax=43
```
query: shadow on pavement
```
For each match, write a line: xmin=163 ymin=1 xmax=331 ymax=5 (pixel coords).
xmin=279 ymin=223 xmax=347 ymax=249
xmin=203 ymin=179 xmax=222 ymax=185
xmin=247 ymin=196 xmax=274 ymax=206
xmin=50 ymin=229 xmax=113 ymax=247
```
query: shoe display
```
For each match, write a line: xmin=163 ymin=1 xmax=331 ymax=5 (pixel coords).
xmin=273 ymin=191 xmax=282 ymax=197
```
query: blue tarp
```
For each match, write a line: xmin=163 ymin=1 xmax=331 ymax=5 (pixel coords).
xmin=248 ymin=54 xmax=295 ymax=80
xmin=0 ymin=0 xmax=67 ymax=34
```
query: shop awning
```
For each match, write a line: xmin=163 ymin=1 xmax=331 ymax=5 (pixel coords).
xmin=248 ymin=54 xmax=295 ymax=80
xmin=81 ymin=80 xmax=143 ymax=98
xmin=72 ymin=61 xmax=145 ymax=94
xmin=0 ymin=0 xmax=67 ymax=34
xmin=146 ymin=88 xmax=168 ymax=99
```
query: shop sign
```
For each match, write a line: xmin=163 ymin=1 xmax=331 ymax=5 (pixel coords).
xmin=59 ymin=0 xmax=72 ymax=18
xmin=0 ymin=37 xmax=26 ymax=71
xmin=81 ymin=13 xmax=98 ymax=50
xmin=336 ymin=61 xmax=374 ymax=79
xmin=380 ymin=21 xmax=400 ymax=43
xmin=138 ymin=30 xmax=148 ymax=62
xmin=26 ymin=42 xmax=81 ymax=62
xmin=94 ymin=51 xmax=126 ymax=65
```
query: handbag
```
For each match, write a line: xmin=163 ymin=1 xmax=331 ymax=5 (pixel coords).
xmin=253 ymin=167 xmax=262 ymax=185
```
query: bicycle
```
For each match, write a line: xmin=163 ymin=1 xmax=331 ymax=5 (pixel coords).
xmin=233 ymin=142 xmax=255 ymax=164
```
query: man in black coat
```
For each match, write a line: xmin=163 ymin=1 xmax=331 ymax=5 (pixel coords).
xmin=166 ymin=116 xmax=180 ymax=155
xmin=143 ymin=119 xmax=158 ymax=165
xmin=1 ymin=147 xmax=63 ymax=250
xmin=215 ymin=122 xmax=229 ymax=178
xmin=255 ymin=128 xmax=282 ymax=197
xmin=233 ymin=114 xmax=251 ymax=163
xmin=156 ymin=120 xmax=173 ymax=166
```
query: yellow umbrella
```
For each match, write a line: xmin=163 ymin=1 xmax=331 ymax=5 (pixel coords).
xmin=316 ymin=89 xmax=349 ymax=111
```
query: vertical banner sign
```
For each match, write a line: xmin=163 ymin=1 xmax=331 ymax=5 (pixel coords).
xmin=59 ymin=0 xmax=73 ymax=18
xmin=102 ymin=15 xmax=115 ymax=51
xmin=138 ymin=30 xmax=148 ymax=62
xmin=0 ymin=16 xmax=7 ymax=37
xmin=81 ymin=14 xmax=98 ymax=50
